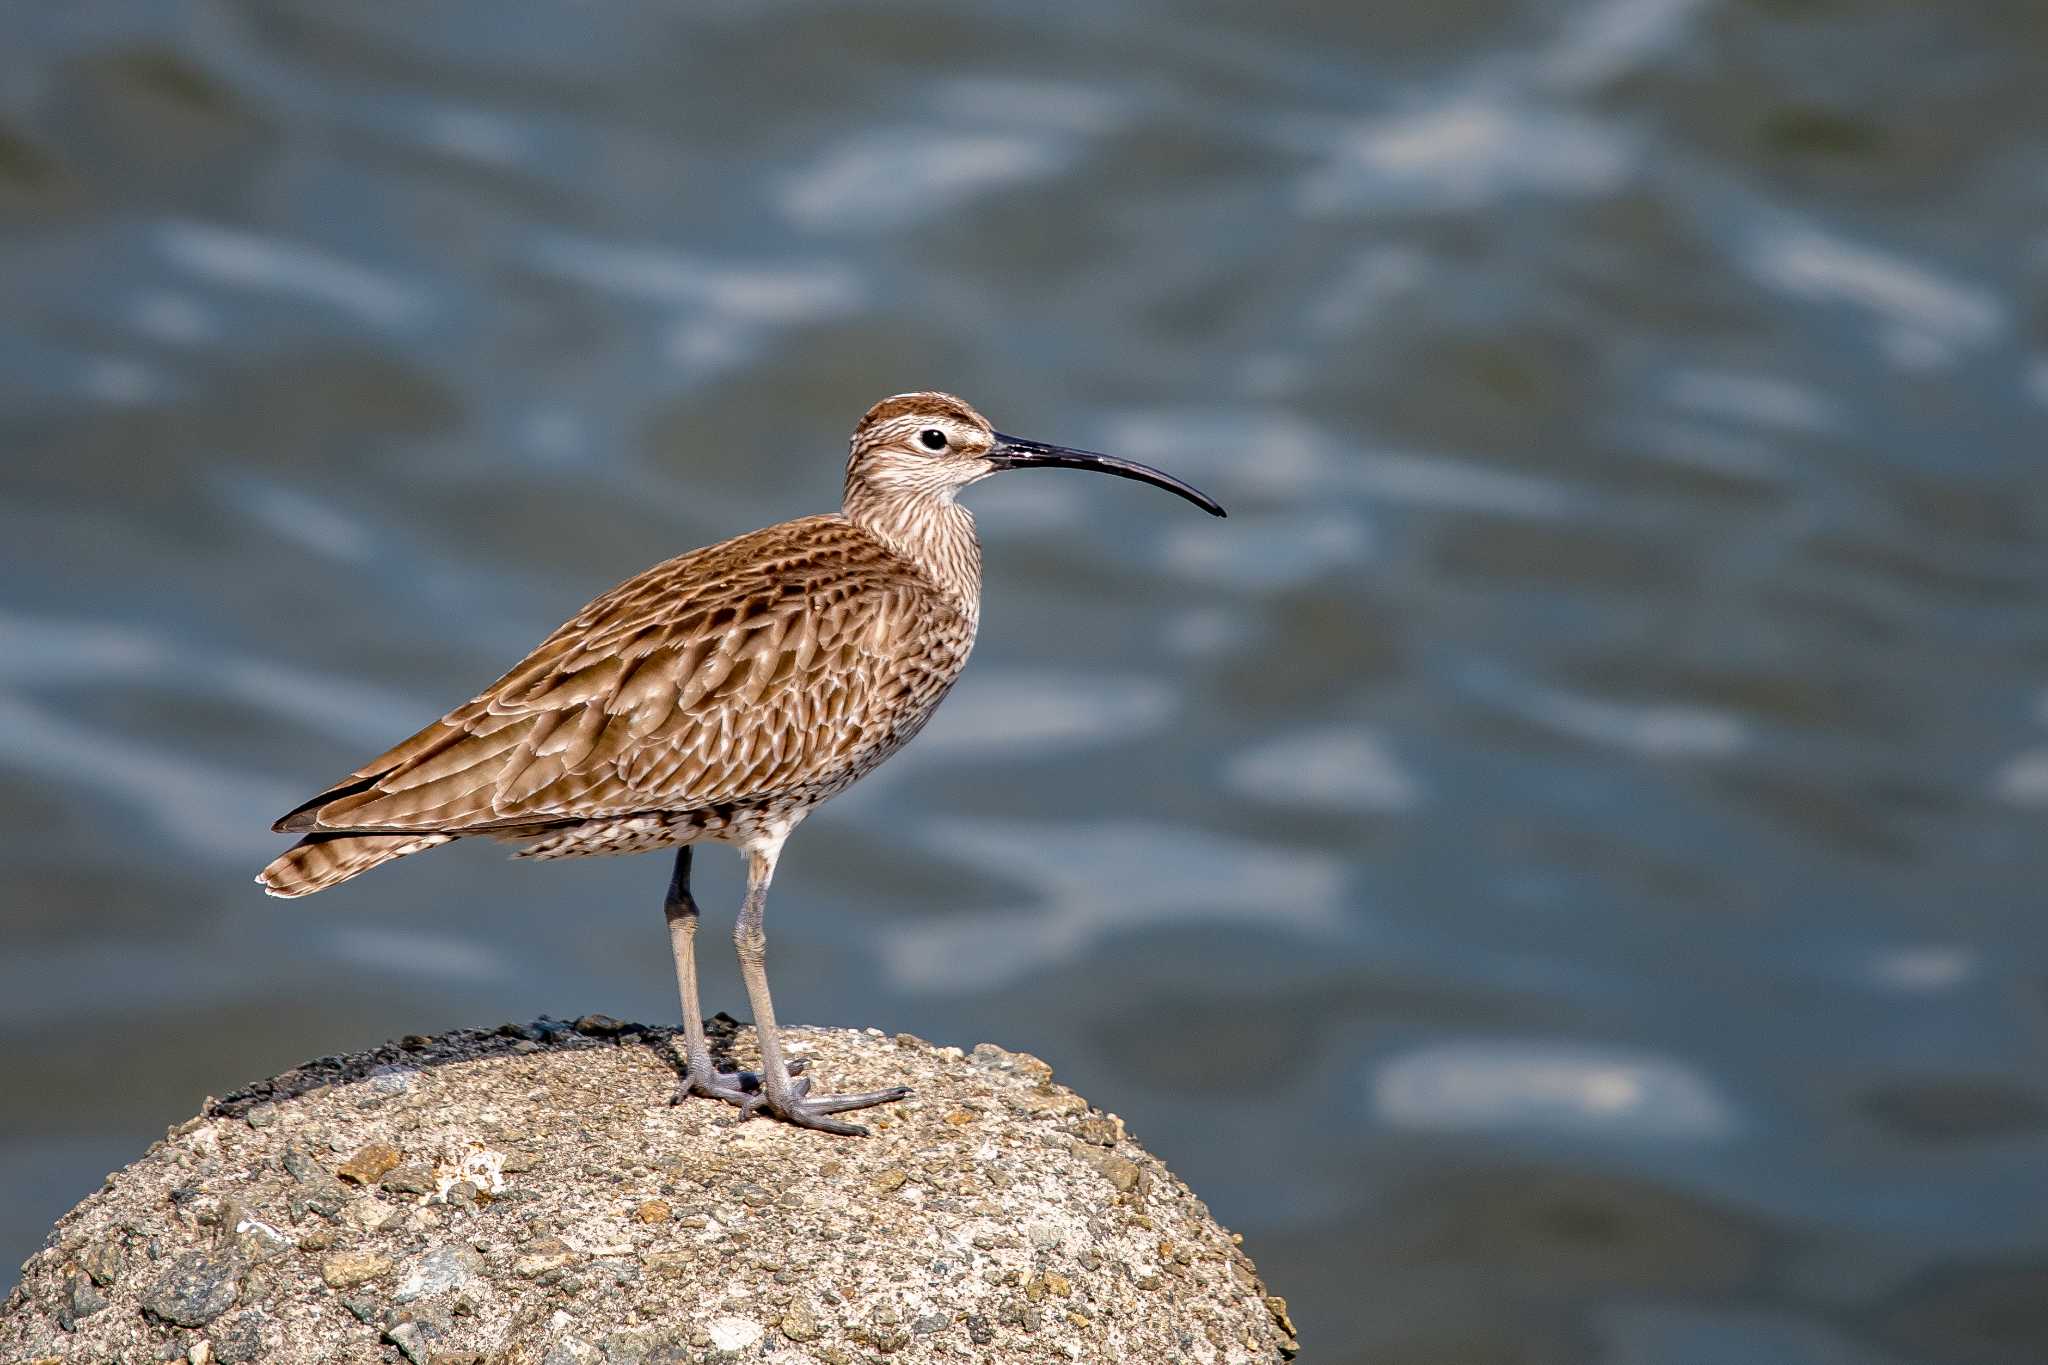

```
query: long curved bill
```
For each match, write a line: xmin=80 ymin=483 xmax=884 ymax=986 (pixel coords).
xmin=988 ymin=433 xmax=1226 ymax=518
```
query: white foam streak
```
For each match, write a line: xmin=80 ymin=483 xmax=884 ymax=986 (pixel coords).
xmin=915 ymin=670 xmax=1175 ymax=758
xmin=1750 ymin=226 xmax=2003 ymax=369
xmin=158 ymin=221 xmax=425 ymax=330
xmin=1375 ymin=1040 xmax=1736 ymax=1139
xmin=0 ymin=609 xmax=422 ymax=750
xmin=878 ymin=821 xmax=1345 ymax=994
xmin=0 ymin=694 xmax=291 ymax=860
xmin=1227 ymin=727 xmax=1423 ymax=812
xmin=780 ymin=132 xmax=1065 ymax=230
xmin=1541 ymin=0 xmax=1714 ymax=90
xmin=1303 ymin=99 xmax=1636 ymax=213
xmin=529 ymin=236 xmax=861 ymax=321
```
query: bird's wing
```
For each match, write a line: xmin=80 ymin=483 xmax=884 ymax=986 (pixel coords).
xmin=274 ymin=516 xmax=972 ymax=835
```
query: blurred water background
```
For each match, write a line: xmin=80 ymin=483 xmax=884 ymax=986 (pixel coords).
xmin=5 ymin=2 xmax=2048 ymax=1360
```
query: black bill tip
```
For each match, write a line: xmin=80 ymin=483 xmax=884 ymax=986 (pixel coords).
xmin=988 ymin=433 xmax=1226 ymax=517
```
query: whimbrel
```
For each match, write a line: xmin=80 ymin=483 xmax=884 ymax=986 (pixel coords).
xmin=259 ymin=392 xmax=1224 ymax=1134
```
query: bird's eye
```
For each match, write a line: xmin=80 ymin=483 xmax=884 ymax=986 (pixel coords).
xmin=919 ymin=428 xmax=947 ymax=451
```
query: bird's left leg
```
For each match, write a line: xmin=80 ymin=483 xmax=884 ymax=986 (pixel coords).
xmin=663 ymin=845 xmax=763 ymax=1109
xmin=732 ymin=834 xmax=910 ymax=1136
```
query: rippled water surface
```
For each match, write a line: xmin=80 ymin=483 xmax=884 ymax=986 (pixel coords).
xmin=6 ymin=3 xmax=2048 ymax=1360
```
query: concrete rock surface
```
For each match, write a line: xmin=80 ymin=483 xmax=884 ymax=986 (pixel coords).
xmin=3 ymin=1015 xmax=1298 ymax=1363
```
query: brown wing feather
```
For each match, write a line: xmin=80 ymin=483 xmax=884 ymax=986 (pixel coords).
xmin=274 ymin=515 xmax=972 ymax=837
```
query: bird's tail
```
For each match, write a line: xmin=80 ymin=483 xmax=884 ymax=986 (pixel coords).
xmin=257 ymin=833 xmax=455 ymax=898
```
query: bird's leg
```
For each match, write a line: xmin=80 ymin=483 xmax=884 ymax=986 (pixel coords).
xmin=663 ymin=845 xmax=759 ymax=1108
xmin=732 ymin=838 xmax=910 ymax=1136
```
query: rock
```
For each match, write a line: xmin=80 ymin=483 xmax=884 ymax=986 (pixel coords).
xmin=379 ymin=1162 xmax=437 ymax=1195
xmin=336 ymin=1141 xmax=402 ymax=1185
xmin=1071 ymin=1116 xmax=1124 ymax=1147
xmin=318 ymin=1250 xmax=392 ymax=1289
xmin=77 ymin=1238 xmax=124 ymax=1288
xmin=1075 ymin=1145 xmax=1143 ymax=1194
xmin=365 ymin=1067 xmax=417 ymax=1097
xmin=512 ymin=1238 xmax=578 ymax=1277
xmin=543 ymin=1336 xmax=599 ymax=1365
xmin=1264 ymin=1295 xmax=1299 ymax=1349
xmin=599 ymin=1326 xmax=690 ymax=1362
xmin=706 ymin=1316 xmax=763 ymax=1350
xmin=243 ymin=1103 xmax=278 ymax=1130
xmin=232 ymin=1215 xmax=293 ymax=1262
xmin=384 ymin=1318 xmax=433 ymax=1364
xmin=971 ymin=1042 xmax=1054 ymax=1082
xmin=213 ymin=1308 xmax=273 ymax=1364
xmin=779 ymin=1300 xmax=824 ymax=1342
xmin=138 ymin=1249 xmax=243 ymax=1327
xmin=498 ymin=1146 xmax=543 ymax=1174
xmin=0 ymin=1022 xmax=1293 ymax=1363
xmin=59 ymin=1274 xmax=109 ymax=1329
xmin=395 ymin=1245 xmax=483 ymax=1303
xmin=1020 ymin=1085 xmax=1089 ymax=1117
xmin=279 ymin=1144 xmax=336 ymax=1190
xmin=347 ymin=1195 xmax=404 ymax=1234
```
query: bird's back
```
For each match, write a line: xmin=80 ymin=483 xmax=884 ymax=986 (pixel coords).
xmin=269 ymin=513 xmax=976 ymax=859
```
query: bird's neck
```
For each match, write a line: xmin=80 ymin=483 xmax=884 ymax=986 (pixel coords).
xmin=841 ymin=484 xmax=984 ymax=624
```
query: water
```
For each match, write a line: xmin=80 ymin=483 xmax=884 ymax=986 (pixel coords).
xmin=4 ymin=2 xmax=2047 ymax=1359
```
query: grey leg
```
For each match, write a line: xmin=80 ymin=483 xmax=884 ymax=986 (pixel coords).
xmin=733 ymin=838 xmax=910 ymax=1136
xmin=663 ymin=846 xmax=756 ymax=1108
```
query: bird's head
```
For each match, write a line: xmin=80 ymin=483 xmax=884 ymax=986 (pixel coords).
xmin=843 ymin=391 xmax=1226 ymax=518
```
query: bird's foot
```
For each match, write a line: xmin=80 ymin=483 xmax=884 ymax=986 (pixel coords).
xmin=670 ymin=1057 xmax=807 ymax=1110
xmin=740 ymin=1075 xmax=912 ymax=1137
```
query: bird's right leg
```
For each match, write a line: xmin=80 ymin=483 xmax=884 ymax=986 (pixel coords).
xmin=731 ymin=837 xmax=910 ymax=1136
xmin=663 ymin=845 xmax=760 ymax=1109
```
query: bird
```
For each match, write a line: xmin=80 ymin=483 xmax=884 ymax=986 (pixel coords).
xmin=258 ymin=391 xmax=1224 ymax=1134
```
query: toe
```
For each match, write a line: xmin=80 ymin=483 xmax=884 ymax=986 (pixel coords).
xmin=674 ymin=1067 xmax=758 ymax=1109
xmin=763 ymin=1081 xmax=911 ymax=1134
xmin=781 ymin=1107 xmax=873 ymax=1137
xmin=806 ymin=1086 xmax=912 ymax=1116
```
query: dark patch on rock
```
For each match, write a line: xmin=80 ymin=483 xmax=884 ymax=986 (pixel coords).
xmin=214 ymin=1307 xmax=273 ymax=1363
xmin=380 ymin=1162 xmax=437 ymax=1195
xmin=138 ymin=1249 xmax=243 ymax=1327
xmin=58 ymin=1274 xmax=110 ymax=1330
xmin=77 ymin=1238 xmax=124 ymax=1288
